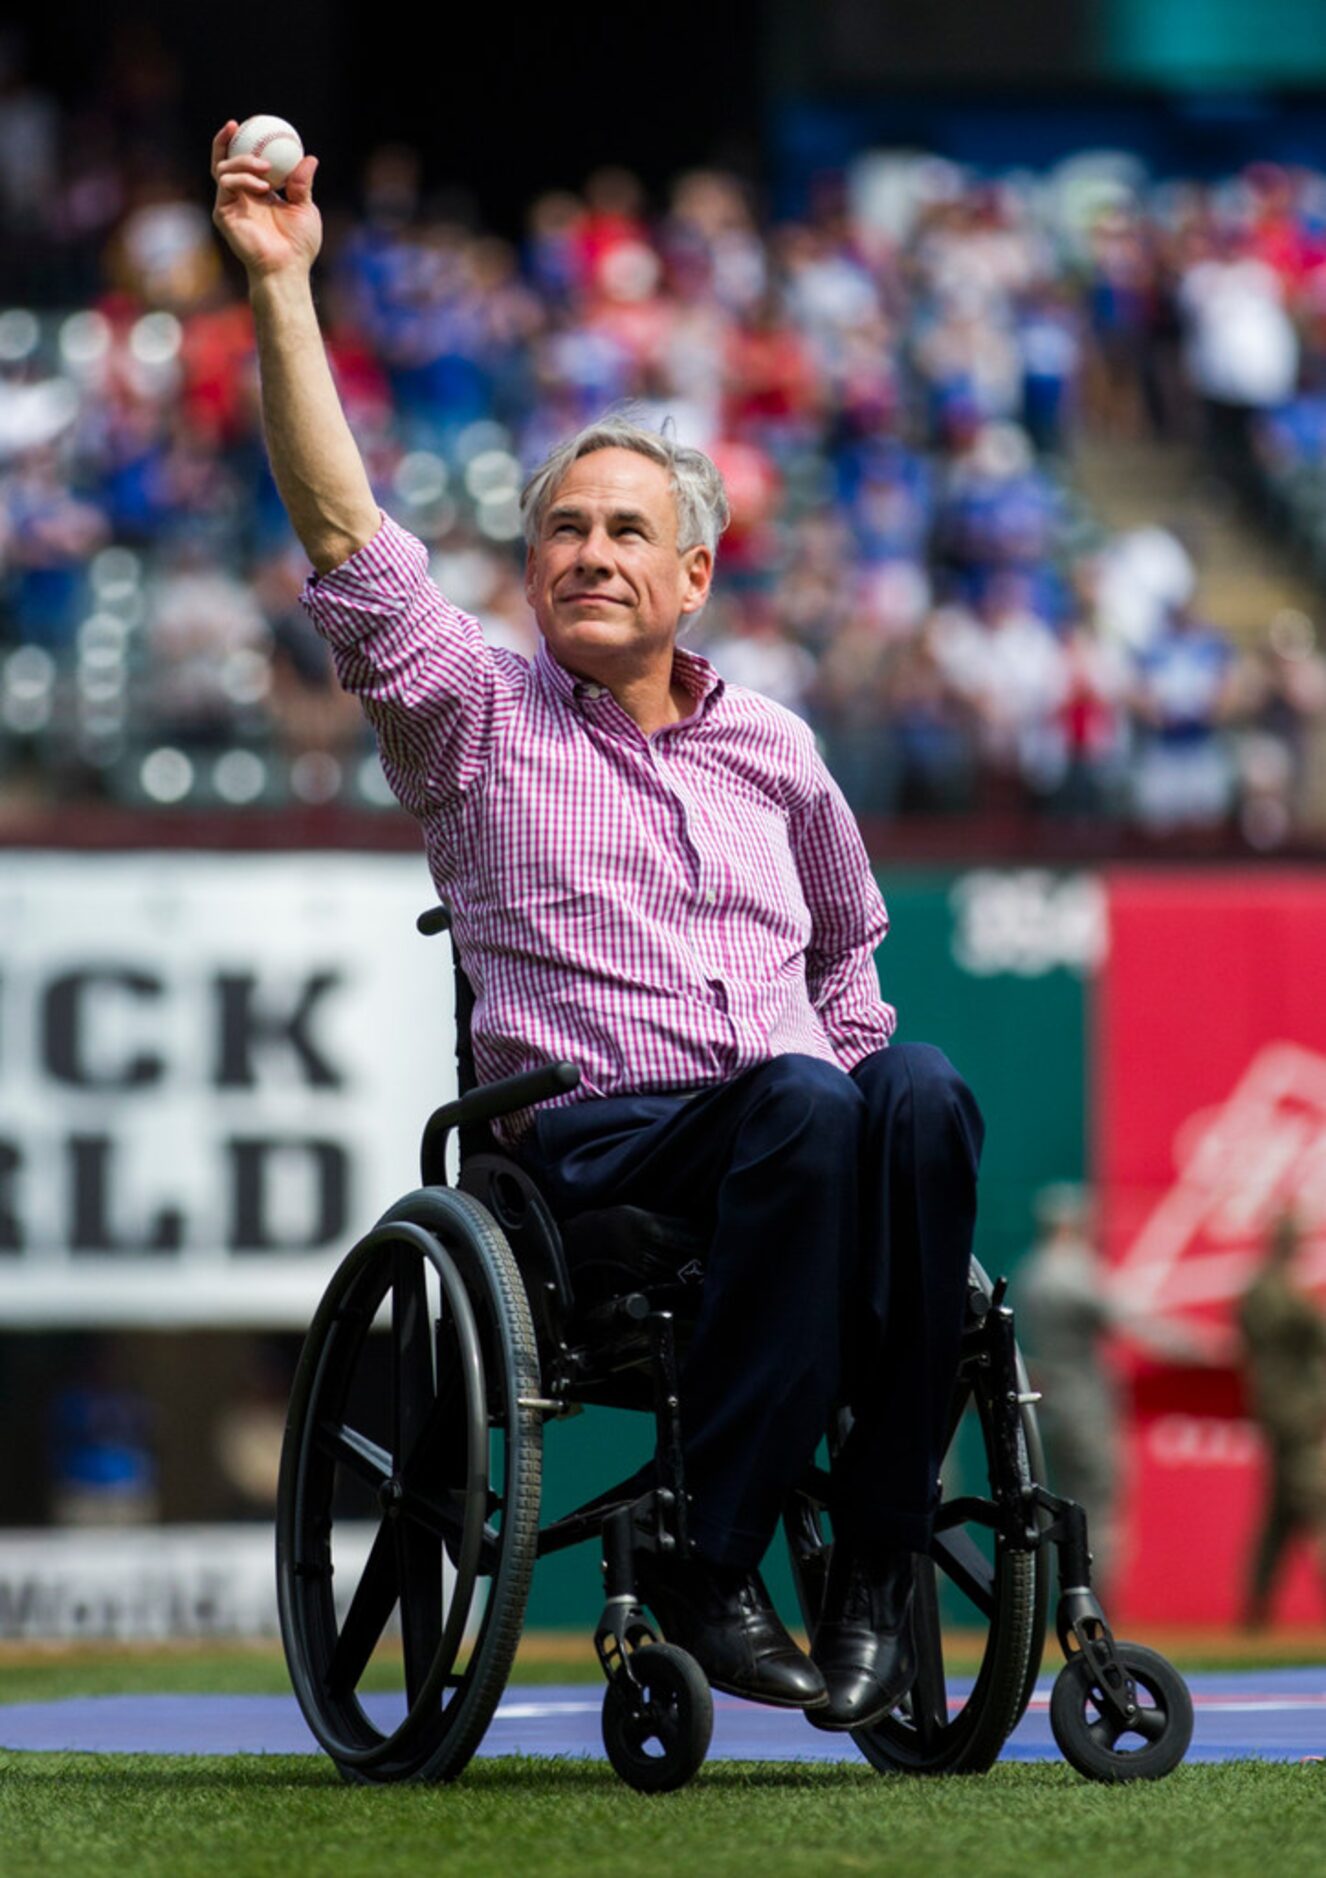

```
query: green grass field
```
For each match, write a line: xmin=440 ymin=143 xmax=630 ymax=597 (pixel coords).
xmin=1 ymin=1642 xmax=1323 ymax=1878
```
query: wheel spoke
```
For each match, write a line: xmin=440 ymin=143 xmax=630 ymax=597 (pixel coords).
xmin=401 ymin=1362 xmax=468 ymax=1500
xmin=400 ymin=1483 xmax=470 ymax=1542
xmin=1085 ymin=1709 xmax=1125 ymax=1753
xmin=327 ymin=1521 xmax=400 ymax=1697
xmin=316 ymin=1421 xmax=393 ymax=1489
xmin=403 ymin=1484 xmax=502 ymax=1576
xmin=392 ymin=1249 xmax=435 ymax=1471
xmin=394 ymin=1515 xmax=445 ymax=1708
xmin=930 ymin=1526 xmax=996 ymax=1619
xmin=1081 ymin=1663 xmax=1169 ymax=1748
xmin=1129 ymin=1700 xmax=1168 ymax=1744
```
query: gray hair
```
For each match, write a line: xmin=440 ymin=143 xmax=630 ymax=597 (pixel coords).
xmin=520 ymin=414 xmax=731 ymax=557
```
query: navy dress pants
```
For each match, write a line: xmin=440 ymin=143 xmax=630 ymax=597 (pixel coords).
xmin=519 ymin=1046 xmax=984 ymax=1569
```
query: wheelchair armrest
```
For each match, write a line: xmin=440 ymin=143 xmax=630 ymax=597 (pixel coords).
xmin=447 ymin=1061 xmax=581 ymax=1129
xmin=421 ymin=1061 xmax=582 ymax=1183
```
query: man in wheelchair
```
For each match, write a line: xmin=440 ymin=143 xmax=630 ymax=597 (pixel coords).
xmin=214 ymin=127 xmax=984 ymax=1731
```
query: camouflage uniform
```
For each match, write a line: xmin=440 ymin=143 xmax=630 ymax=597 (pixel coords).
xmin=1019 ymin=1223 xmax=1121 ymax=1586
xmin=1238 ymin=1252 xmax=1326 ymax=1625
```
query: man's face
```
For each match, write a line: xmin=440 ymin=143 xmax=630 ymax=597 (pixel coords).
xmin=524 ymin=448 xmax=713 ymax=681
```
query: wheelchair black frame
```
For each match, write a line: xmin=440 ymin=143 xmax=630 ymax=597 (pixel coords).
xmin=416 ymin=904 xmax=1137 ymax=1726
xmin=275 ymin=904 xmax=1193 ymax=1788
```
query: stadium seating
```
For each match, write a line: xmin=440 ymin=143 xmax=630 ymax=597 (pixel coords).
xmin=6 ymin=146 xmax=1326 ymax=845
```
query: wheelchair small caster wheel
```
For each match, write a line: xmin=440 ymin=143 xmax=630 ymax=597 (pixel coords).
xmin=601 ymin=1643 xmax=714 ymax=1793
xmin=1050 ymin=1641 xmax=1193 ymax=1782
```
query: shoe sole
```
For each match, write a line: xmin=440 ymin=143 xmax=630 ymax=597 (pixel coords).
xmin=706 ymin=1676 xmax=830 ymax=1711
xmin=803 ymin=1703 xmax=894 ymax=1733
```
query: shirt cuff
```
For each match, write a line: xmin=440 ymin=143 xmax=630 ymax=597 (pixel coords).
xmin=300 ymin=511 xmax=431 ymax=649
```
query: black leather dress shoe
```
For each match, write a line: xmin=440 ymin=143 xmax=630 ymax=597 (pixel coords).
xmin=807 ymin=1543 xmax=916 ymax=1731
xmin=637 ymin=1553 xmax=828 ymax=1710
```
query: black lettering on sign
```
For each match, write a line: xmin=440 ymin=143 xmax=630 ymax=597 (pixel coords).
xmin=226 ymin=1137 xmax=349 ymax=1251
xmin=214 ymin=973 xmax=344 ymax=1089
xmin=43 ymin=970 xmax=165 ymax=1089
xmin=0 ymin=1576 xmax=45 ymax=1638
xmin=0 ymin=1138 xmax=20 ymax=1251
xmin=67 ymin=1136 xmax=185 ymax=1253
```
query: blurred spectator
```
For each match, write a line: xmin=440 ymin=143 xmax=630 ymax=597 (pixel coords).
xmin=1082 ymin=204 xmax=1157 ymax=438
xmin=1018 ymin=1182 xmax=1196 ymax=1593
xmin=256 ymin=547 xmax=363 ymax=767
xmin=915 ymin=294 xmax=1022 ymax=445
xmin=2 ymin=441 xmax=108 ymax=646
xmin=1178 ymin=236 xmax=1299 ymax=503
xmin=1237 ymin=1211 xmax=1326 ymax=1628
xmin=1129 ymin=603 xmax=1241 ymax=835
xmin=877 ymin=626 xmax=976 ymax=812
xmin=1017 ymin=1183 xmax=1125 ymax=1587
xmin=699 ymin=595 xmax=816 ymax=716
xmin=1017 ymin=284 xmax=1082 ymax=457
xmin=1092 ymin=525 xmax=1196 ymax=652
xmin=663 ymin=169 xmax=765 ymax=315
xmin=49 ymin=1373 xmax=158 ymax=1526
xmin=723 ymin=290 xmax=820 ymax=448
xmin=106 ymin=196 xmax=221 ymax=311
xmin=1234 ymin=609 xmax=1326 ymax=847
xmin=928 ymin=572 xmax=1067 ymax=803
xmin=1040 ymin=617 xmax=1131 ymax=816
xmin=143 ymin=530 xmax=270 ymax=747
xmin=932 ymin=421 xmax=1063 ymax=602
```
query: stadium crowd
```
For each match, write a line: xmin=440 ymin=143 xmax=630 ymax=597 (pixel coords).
xmin=3 ymin=33 xmax=1326 ymax=844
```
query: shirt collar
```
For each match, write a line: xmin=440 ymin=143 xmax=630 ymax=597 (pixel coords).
xmin=672 ymin=643 xmax=725 ymax=714
xmin=535 ymin=639 xmax=726 ymax=720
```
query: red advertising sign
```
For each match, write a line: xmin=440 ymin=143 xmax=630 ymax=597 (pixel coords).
xmin=1098 ymin=870 xmax=1326 ymax=1625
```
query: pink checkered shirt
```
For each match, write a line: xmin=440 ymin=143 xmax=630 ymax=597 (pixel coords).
xmin=303 ymin=515 xmax=895 ymax=1137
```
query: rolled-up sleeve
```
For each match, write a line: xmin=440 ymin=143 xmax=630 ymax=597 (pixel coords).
xmin=300 ymin=512 xmax=503 ymax=816
xmin=790 ymin=761 xmax=896 ymax=1067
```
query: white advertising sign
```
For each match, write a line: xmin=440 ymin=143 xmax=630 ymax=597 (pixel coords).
xmin=0 ymin=1521 xmax=388 ymax=1640
xmin=0 ymin=851 xmax=455 ymax=1326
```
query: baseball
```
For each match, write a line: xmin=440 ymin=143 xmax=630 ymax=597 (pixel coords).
xmin=228 ymin=115 xmax=304 ymax=191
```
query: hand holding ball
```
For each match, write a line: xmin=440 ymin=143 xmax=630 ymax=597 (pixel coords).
xmin=228 ymin=115 xmax=304 ymax=191
xmin=212 ymin=113 xmax=320 ymax=277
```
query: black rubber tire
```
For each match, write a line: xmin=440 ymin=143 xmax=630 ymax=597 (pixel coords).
xmin=1011 ymin=1341 xmax=1051 ymax=1732
xmin=1050 ymin=1641 xmax=1194 ymax=1782
xmin=601 ymin=1643 xmax=715 ymax=1793
xmin=276 ymin=1186 xmax=542 ymax=1784
xmin=787 ymin=1260 xmax=1047 ymax=1776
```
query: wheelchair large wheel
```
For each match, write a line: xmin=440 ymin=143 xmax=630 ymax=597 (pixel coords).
xmin=786 ymin=1261 xmax=1048 ymax=1776
xmin=277 ymin=1186 xmax=542 ymax=1783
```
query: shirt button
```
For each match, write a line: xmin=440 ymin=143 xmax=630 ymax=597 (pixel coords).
xmin=705 ymin=889 xmax=718 ymax=905
xmin=582 ymin=683 xmax=604 ymax=700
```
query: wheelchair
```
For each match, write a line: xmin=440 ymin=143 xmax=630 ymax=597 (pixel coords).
xmin=275 ymin=907 xmax=1194 ymax=1793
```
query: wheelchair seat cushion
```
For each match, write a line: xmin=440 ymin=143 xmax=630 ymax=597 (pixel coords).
xmin=560 ymin=1206 xmax=707 ymax=1310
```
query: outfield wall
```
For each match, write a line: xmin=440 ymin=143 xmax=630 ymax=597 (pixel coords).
xmin=1 ymin=851 xmax=1322 ymax=1633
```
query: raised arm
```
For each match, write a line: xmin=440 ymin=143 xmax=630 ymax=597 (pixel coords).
xmin=210 ymin=120 xmax=380 ymax=572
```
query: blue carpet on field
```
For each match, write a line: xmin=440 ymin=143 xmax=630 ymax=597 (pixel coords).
xmin=1 ymin=1668 xmax=1324 ymax=1763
